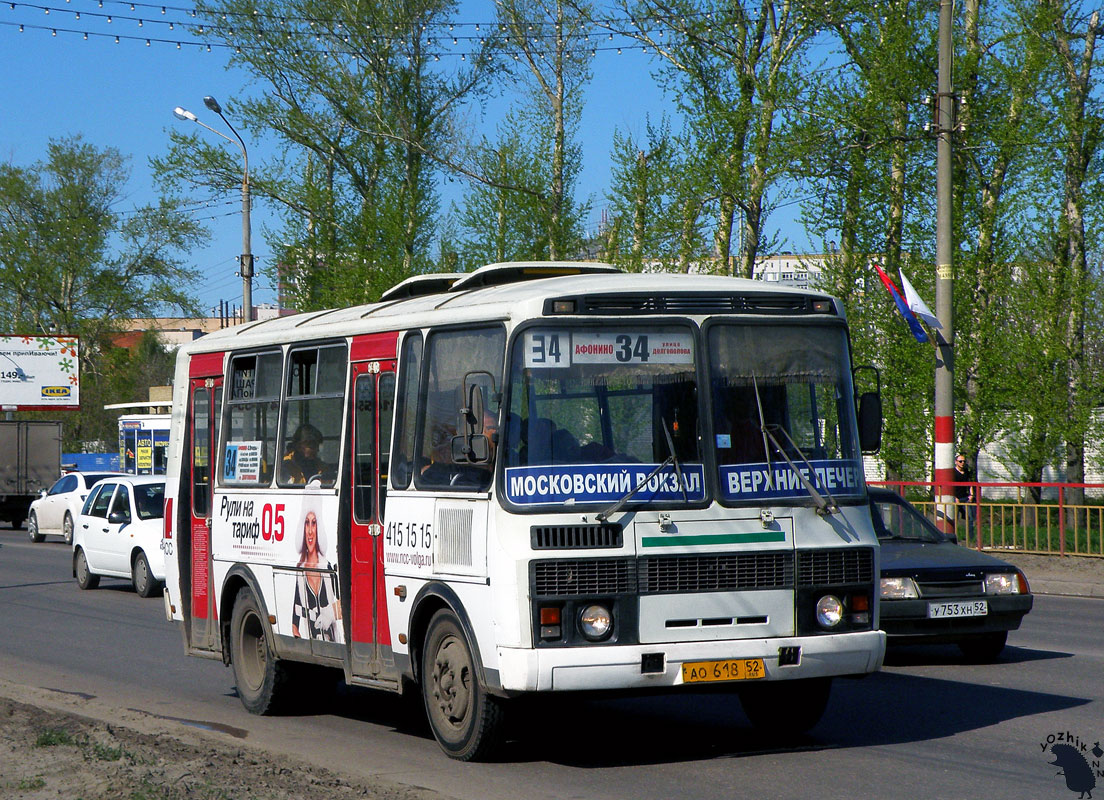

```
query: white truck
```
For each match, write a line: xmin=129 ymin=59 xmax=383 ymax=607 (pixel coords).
xmin=0 ymin=420 xmax=62 ymax=528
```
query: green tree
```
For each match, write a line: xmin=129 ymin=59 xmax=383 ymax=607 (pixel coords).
xmin=155 ymin=0 xmax=499 ymax=309
xmin=603 ymin=117 xmax=708 ymax=272
xmin=488 ymin=0 xmax=592 ymax=260
xmin=609 ymin=0 xmax=822 ymax=276
xmin=453 ymin=112 xmax=554 ymax=268
xmin=0 ymin=136 xmax=201 ymax=451
xmin=0 ymin=136 xmax=201 ymax=339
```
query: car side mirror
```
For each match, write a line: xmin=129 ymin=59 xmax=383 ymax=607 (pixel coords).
xmin=40 ymin=489 xmax=48 ymax=498
xmin=108 ymin=511 xmax=129 ymax=525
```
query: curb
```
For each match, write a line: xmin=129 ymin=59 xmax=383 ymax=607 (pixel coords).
xmin=1026 ymin=579 xmax=1104 ymax=599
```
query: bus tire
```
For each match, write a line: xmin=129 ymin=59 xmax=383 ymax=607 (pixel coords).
xmin=229 ymin=587 xmax=292 ymax=715
xmin=421 ymin=609 xmax=504 ymax=761
xmin=75 ymin=548 xmax=99 ymax=590
xmin=739 ymin=677 xmax=831 ymax=738
xmin=28 ymin=512 xmax=44 ymax=543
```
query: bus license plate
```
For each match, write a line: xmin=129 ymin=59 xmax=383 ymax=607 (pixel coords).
xmin=927 ymin=600 xmax=988 ymax=618
xmin=681 ymin=658 xmax=765 ymax=684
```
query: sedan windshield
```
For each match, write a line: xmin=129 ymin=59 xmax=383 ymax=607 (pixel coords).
xmin=708 ymin=323 xmax=864 ymax=504
xmin=871 ymin=494 xmax=945 ymax=543
xmin=503 ymin=326 xmax=702 ymax=509
xmin=134 ymin=483 xmax=165 ymax=520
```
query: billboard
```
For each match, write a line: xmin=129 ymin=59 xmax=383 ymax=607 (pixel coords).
xmin=0 ymin=336 xmax=80 ymax=410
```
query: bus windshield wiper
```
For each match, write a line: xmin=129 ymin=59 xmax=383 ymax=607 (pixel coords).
xmin=760 ymin=423 xmax=839 ymax=516
xmin=597 ymin=419 xmax=685 ymax=522
xmin=661 ymin=419 xmax=689 ymax=504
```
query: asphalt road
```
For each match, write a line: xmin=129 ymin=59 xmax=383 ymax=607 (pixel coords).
xmin=1 ymin=527 xmax=1101 ymax=800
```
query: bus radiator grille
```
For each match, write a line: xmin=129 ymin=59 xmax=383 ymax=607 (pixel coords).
xmin=639 ymin=552 xmax=793 ymax=594
xmin=532 ymin=558 xmax=635 ymax=597
xmin=795 ymin=548 xmax=874 ymax=587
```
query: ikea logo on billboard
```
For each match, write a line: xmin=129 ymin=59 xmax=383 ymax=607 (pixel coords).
xmin=41 ymin=386 xmax=72 ymax=399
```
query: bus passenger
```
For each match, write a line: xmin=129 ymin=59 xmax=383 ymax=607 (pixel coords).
xmin=282 ymin=423 xmax=330 ymax=484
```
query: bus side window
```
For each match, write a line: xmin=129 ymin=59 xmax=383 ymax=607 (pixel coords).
xmin=224 ymin=352 xmax=281 ymax=486
xmin=353 ymin=374 xmax=374 ymax=522
xmin=415 ymin=326 xmax=505 ymax=492
xmin=279 ymin=343 xmax=346 ymax=488
xmin=391 ymin=333 xmax=423 ymax=490
xmin=192 ymin=387 xmax=210 ymax=516
xmin=378 ymin=373 xmax=396 ymax=515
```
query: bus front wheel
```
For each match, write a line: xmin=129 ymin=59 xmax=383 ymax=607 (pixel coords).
xmin=421 ymin=609 xmax=504 ymax=761
xmin=229 ymin=587 xmax=292 ymax=715
xmin=739 ymin=677 xmax=832 ymax=738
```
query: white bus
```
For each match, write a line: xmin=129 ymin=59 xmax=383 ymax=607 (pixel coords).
xmin=162 ymin=261 xmax=885 ymax=760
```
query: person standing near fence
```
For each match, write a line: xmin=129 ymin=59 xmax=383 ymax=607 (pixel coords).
xmin=954 ymin=453 xmax=976 ymax=529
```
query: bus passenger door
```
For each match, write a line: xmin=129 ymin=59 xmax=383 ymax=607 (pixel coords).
xmin=349 ymin=361 xmax=397 ymax=682
xmin=187 ymin=376 xmax=222 ymax=652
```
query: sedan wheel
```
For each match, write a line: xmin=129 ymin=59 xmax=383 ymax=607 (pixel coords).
xmin=28 ymin=512 xmax=44 ymax=543
xmin=62 ymin=512 xmax=74 ymax=546
xmin=75 ymin=548 xmax=99 ymax=590
xmin=132 ymin=552 xmax=157 ymax=597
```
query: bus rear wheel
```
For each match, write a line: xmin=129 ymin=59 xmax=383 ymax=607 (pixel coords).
xmin=229 ymin=587 xmax=292 ymax=715
xmin=739 ymin=677 xmax=832 ymax=738
xmin=421 ymin=609 xmax=504 ymax=761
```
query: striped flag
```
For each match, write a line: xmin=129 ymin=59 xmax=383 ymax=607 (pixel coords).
xmin=874 ymin=264 xmax=928 ymax=343
xmin=899 ymin=269 xmax=942 ymax=329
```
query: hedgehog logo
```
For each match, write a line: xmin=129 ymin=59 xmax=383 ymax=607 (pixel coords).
xmin=1049 ymin=743 xmax=1096 ymax=799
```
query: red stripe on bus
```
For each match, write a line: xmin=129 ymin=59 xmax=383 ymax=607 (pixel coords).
xmin=189 ymin=351 xmax=225 ymax=378
xmin=350 ymin=331 xmax=399 ymax=362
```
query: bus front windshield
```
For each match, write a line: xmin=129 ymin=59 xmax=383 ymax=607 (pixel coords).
xmin=503 ymin=326 xmax=703 ymax=509
xmin=708 ymin=323 xmax=865 ymax=504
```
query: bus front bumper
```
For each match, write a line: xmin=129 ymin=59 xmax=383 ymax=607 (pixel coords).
xmin=495 ymin=629 xmax=886 ymax=693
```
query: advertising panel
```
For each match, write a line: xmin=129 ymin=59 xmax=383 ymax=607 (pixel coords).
xmin=0 ymin=336 xmax=80 ymax=410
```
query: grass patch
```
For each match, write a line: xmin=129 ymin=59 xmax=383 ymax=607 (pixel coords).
xmin=34 ymin=728 xmax=75 ymax=747
xmin=18 ymin=777 xmax=46 ymax=790
xmin=87 ymin=741 xmax=124 ymax=761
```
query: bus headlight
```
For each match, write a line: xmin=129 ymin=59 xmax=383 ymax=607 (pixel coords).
xmin=815 ymin=595 xmax=843 ymax=629
xmin=579 ymin=604 xmax=613 ymax=641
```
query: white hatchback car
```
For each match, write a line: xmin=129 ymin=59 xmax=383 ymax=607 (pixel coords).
xmin=72 ymin=476 xmax=167 ymax=597
xmin=28 ymin=472 xmax=125 ymax=545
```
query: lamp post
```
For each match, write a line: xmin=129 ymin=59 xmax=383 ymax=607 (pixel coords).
xmin=173 ymin=97 xmax=253 ymax=322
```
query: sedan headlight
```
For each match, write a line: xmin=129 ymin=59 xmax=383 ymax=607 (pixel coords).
xmin=578 ymin=604 xmax=613 ymax=641
xmin=984 ymin=573 xmax=1022 ymax=595
xmin=880 ymin=576 xmax=920 ymax=599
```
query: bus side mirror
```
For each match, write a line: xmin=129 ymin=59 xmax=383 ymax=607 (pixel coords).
xmin=858 ymin=392 xmax=882 ymax=454
xmin=454 ymin=381 xmax=491 ymax=464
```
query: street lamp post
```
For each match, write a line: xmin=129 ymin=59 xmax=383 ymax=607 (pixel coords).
xmin=173 ymin=97 xmax=253 ymax=322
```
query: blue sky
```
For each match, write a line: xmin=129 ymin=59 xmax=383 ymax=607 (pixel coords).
xmin=1 ymin=0 xmax=812 ymax=317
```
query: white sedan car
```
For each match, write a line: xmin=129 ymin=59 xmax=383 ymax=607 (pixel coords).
xmin=28 ymin=472 xmax=124 ymax=545
xmin=72 ymin=476 xmax=166 ymax=598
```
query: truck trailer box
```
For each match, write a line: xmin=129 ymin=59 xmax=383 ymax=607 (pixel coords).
xmin=0 ymin=420 xmax=62 ymax=528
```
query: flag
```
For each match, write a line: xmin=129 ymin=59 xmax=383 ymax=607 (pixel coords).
xmin=874 ymin=264 xmax=928 ymax=343
xmin=898 ymin=269 xmax=943 ymax=330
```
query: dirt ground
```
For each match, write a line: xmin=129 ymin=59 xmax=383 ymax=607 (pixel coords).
xmin=0 ymin=688 xmax=441 ymax=800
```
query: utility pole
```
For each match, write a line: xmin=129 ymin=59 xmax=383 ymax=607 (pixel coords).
xmin=933 ymin=0 xmax=956 ymax=530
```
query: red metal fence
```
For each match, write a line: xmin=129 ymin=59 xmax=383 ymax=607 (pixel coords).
xmin=870 ymin=480 xmax=1104 ymax=558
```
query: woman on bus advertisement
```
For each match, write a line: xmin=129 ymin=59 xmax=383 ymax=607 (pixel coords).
xmin=290 ymin=499 xmax=343 ymax=642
